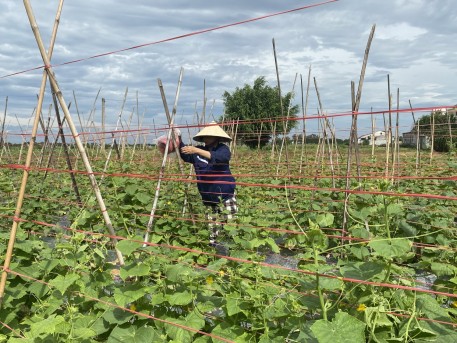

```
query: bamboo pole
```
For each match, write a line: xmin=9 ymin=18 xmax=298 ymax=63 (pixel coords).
xmin=23 ymin=0 xmax=125 ymax=262
xmin=385 ymin=75 xmax=392 ymax=179
xmin=341 ymin=24 xmax=376 ymax=241
xmin=371 ymin=107 xmax=375 ymax=160
xmin=314 ymin=77 xmax=335 ymax=187
xmin=101 ymin=98 xmax=106 ymax=153
xmin=143 ymin=72 xmax=184 ymax=244
xmin=272 ymin=38 xmax=291 ymax=178
xmin=409 ymin=100 xmax=420 ymax=175
xmin=51 ymin=91 xmax=82 ymax=204
xmin=430 ymin=111 xmax=435 ymax=163
xmin=84 ymin=87 xmax=101 ymax=149
xmin=392 ymin=88 xmax=400 ymax=183
xmin=0 ymin=0 xmax=65 ymax=308
xmin=102 ymin=94 xmax=127 ymax=175
xmin=0 ymin=96 xmax=7 ymax=148
xmin=276 ymin=73 xmax=297 ymax=178
xmin=156 ymin=73 xmax=195 ymax=220
xmin=299 ymin=67 xmax=311 ymax=175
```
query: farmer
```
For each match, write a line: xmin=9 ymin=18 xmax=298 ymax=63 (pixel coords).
xmin=178 ymin=121 xmax=237 ymax=253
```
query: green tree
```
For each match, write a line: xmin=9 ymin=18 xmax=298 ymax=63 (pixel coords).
xmin=416 ymin=109 xmax=457 ymax=152
xmin=222 ymin=76 xmax=299 ymax=148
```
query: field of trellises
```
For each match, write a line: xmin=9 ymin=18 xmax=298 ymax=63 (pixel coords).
xmin=0 ymin=136 xmax=456 ymax=342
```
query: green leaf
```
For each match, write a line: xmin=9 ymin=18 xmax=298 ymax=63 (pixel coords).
xmin=311 ymin=312 xmax=366 ymax=343
xmin=316 ymin=213 xmax=334 ymax=227
xmin=135 ymin=192 xmax=151 ymax=204
xmin=120 ymin=263 xmax=151 ymax=279
xmin=102 ymin=308 xmax=133 ymax=325
xmin=225 ymin=293 xmax=250 ymax=316
xmin=108 ymin=325 xmax=160 ymax=343
xmin=113 ymin=285 xmax=146 ymax=307
xmin=430 ymin=262 xmax=457 ymax=277
xmin=340 ymin=261 xmax=386 ymax=281
xmin=368 ymin=238 xmax=411 ymax=259
xmin=386 ymin=203 xmax=403 ymax=216
xmin=48 ymin=273 xmax=80 ymax=294
xmin=164 ymin=318 xmax=194 ymax=343
xmin=116 ymin=239 xmax=140 ymax=256
xmin=29 ymin=314 xmax=66 ymax=337
xmin=167 ymin=291 xmax=193 ymax=306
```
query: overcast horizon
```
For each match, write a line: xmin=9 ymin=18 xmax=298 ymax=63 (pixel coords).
xmin=1 ymin=0 xmax=456 ymax=143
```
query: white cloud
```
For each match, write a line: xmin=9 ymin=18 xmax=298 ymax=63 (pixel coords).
xmin=377 ymin=23 xmax=427 ymax=41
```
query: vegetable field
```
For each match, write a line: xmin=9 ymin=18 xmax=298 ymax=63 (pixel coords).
xmin=1 ymin=140 xmax=456 ymax=342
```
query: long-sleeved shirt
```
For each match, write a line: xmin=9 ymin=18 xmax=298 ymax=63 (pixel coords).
xmin=179 ymin=141 xmax=236 ymax=206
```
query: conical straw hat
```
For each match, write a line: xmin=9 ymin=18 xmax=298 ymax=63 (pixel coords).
xmin=193 ymin=121 xmax=232 ymax=142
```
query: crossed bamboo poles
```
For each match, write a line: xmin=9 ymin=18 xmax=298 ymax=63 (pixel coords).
xmin=0 ymin=0 xmax=126 ymax=307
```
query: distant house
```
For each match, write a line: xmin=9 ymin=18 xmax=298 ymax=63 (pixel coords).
xmin=358 ymin=131 xmax=387 ymax=146
xmin=402 ymin=131 xmax=430 ymax=149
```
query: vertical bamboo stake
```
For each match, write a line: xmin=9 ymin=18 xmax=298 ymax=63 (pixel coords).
xmin=314 ymin=77 xmax=335 ymax=187
xmin=0 ymin=96 xmax=7 ymax=148
xmin=51 ymin=91 xmax=82 ymax=204
xmin=409 ymin=100 xmax=420 ymax=174
xmin=276 ymin=73 xmax=297 ymax=178
xmin=342 ymin=24 xmax=376 ymax=240
xmin=371 ymin=107 xmax=375 ymax=160
xmin=447 ymin=108 xmax=453 ymax=151
xmin=0 ymin=0 xmax=65 ymax=308
xmin=101 ymin=98 xmax=106 ymax=153
xmin=385 ymin=75 xmax=392 ymax=179
xmin=15 ymin=115 xmax=26 ymax=165
xmin=130 ymin=110 xmax=145 ymax=165
xmin=143 ymin=72 xmax=184 ymax=244
xmin=393 ymin=88 xmax=400 ymax=183
xmin=157 ymin=72 xmax=195 ymax=220
xmin=272 ymin=38 xmax=291 ymax=178
xmin=430 ymin=111 xmax=435 ymax=163
xmin=299 ymin=67 xmax=311 ymax=175
xmin=202 ymin=79 xmax=207 ymax=125
xmin=23 ymin=0 xmax=124 ymax=262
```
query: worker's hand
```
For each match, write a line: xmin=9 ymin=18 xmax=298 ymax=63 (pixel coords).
xmin=180 ymin=146 xmax=195 ymax=155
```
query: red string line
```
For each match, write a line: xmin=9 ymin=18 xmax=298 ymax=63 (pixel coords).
xmin=2 ymin=163 xmax=457 ymax=202
xmin=0 ymin=0 xmax=338 ymax=80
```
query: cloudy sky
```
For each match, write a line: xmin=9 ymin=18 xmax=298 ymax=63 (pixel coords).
xmin=1 ymin=0 xmax=456 ymax=142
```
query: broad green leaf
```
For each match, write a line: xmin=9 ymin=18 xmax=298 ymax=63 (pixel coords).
xmin=164 ymin=318 xmax=194 ymax=343
xmin=167 ymin=291 xmax=193 ymax=306
xmin=48 ymin=273 xmax=80 ymax=294
xmin=116 ymin=239 xmax=140 ymax=256
xmin=368 ymin=238 xmax=411 ymax=259
xmin=340 ymin=261 xmax=385 ymax=281
xmin=185 ymin=311 xmax=205 ymax=331
xmin=29 ymin=314 xmax=66 ymax=337
xmin=225 ymin=293 xmax=250 ymax=317
xmin=102 ymin=308 xmax=133 ymax=325
xmin=120 ymin=263 xmax=150 ymax=279
xmin=71 ymin=327 xmax=97 ymax=340
xmin=430 ymin=262 xmax=457 ymax=277
xmin=108 ymin=325 xmax=160 ymax=343
xmin=318 ymin=276 xmax=344 ymax=290
xmin=311 ymin=312 xmax=366 ymax=343
xmin=316 ymin=213 xmax=334 ymax=227
xmin=113 ymin=285 xmax=145 ymax=307
xmin=387 ymin=203 xmax=403 ymax=215
xmin=166 ymin=264 xmax=193 ymax=282
xmin=212 ymin=321 xmax=252 ymax=342
xmin=135 ymin=192 xmax=151 ymax=204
